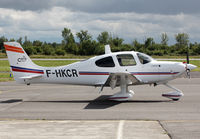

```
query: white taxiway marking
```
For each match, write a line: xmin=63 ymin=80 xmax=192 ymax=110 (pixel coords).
xmin=117 ymin=120 xmax=125 ymax=139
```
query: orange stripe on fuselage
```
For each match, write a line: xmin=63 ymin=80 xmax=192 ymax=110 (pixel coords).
xmin=4 ymin=44 xmax=24 ymax=53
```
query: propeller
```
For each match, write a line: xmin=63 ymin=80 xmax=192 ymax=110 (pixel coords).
xmin=184 ymin=49 xmax=197 ymax=78
xmin=186 ymin=50 xmax=190 ymax=78
xmin=186 ymin=50 xmax=189 ymax=64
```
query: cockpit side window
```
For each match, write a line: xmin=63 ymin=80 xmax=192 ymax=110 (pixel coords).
xmin=95 ymin=56 xmax=115 ymax=67
xmin=137 ymin=53 xmax=152 ymax=64
xmin=117 ymin=54 xmax=136 ymax=66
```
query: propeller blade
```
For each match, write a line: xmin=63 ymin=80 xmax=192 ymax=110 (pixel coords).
xmin=185 ymin=48 xmax=190 ymax=78
xmin=183 ymin=61 xmax=190 ymax=78
xmin=186 ymin=50 xmax=189 ymax=64
xmin=186 ymin=69 xmax=190 ymax=78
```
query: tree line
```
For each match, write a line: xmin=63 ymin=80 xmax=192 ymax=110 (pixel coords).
xmin=0 ymin=28 xmax=200 ymax=56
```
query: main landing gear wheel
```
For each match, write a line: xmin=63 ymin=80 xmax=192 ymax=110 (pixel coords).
xmin=172 ymin=98 xmax=179 ymax=101
xmin=162 ymin=83 xmax=184 ymax=101
xmin=109 ymin=75 xmax=134 ymax=101
xmin=108 ymin=90 xmax=134 ymax=101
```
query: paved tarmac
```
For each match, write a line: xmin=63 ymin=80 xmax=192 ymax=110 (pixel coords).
xmin=0 ymin=120 xmax=169 ymax=139
xmin=0 ymin=78 xmax=200 ymax=138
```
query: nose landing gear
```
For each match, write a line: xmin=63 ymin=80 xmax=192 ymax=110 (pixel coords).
xmin=162 ymin=83 xmax=184 ymax=101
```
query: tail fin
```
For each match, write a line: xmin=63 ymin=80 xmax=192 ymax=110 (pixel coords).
xmin=4 ymin=42 xmax=44 ymax=84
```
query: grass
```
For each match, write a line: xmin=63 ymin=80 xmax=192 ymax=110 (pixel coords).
xmin=0 ymin=72 xmax=14 ymax=82
xmin=0 ymin=72 xmax=12 ymax=78
xmin=189 ymin=61 xmax=200 ymax=71
xmin=30 ymin=54 xmax=93 ymax=59
xmin=33 ymin=60 xmax=78 ymax=67
xmin=0 ymin=59 xmax=200 ymax=82
xmin=152 ymin=55 xmax=200 ymax=59
xmin=0 ymin=53 xmax=6 ymax=58
xmin=0 ymin=60 xmax=10 ymax=72
xmin=0 ymin=77 xmax=14 ymax=82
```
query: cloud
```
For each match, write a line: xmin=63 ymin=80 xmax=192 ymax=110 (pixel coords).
xmin=0 ymin=0 xmax=200 ymax=14
xmin=55 ymin=0 xmax=200 ymax=15
xmin=0 ymin=6 xmax=200 ymax=44
xmin=0 ymin=0 xmax=51 ymax=11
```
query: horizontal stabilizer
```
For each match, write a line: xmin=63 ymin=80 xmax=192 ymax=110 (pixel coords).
xmin=20 ymin=74 xmax=43 ymax=80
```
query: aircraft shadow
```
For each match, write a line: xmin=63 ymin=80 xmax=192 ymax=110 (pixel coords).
xmin=84 ymin=95 xmax=172 ymax=109
xmin=84 ymin=95 xmax=121 ymax=109
xmin=23 ymin=95 xmax=172 ymax=109
xmin=0 ymin=99 xmax=23 ymax=103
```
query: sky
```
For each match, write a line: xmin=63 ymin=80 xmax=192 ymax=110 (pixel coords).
xmin=0 ymin=0 xmax=200 ymax=44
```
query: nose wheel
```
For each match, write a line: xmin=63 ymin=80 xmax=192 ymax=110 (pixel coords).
xmin=162 ymin=83 xmax=184 ymax=101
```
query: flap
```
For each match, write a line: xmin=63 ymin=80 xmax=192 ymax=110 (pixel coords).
xmin=103 ymin=72 xmax=142 ymax=89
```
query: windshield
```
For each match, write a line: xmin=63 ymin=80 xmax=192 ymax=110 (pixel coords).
xmin=137 ymin=53 xmax=153 ymax=64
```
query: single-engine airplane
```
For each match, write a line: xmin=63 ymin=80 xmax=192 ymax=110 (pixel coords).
xmin=4 ymin=42 xmax=197 ymax=101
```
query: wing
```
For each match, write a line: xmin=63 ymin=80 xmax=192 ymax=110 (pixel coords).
xmin=104 ymin=72 xmax=142 ymax=89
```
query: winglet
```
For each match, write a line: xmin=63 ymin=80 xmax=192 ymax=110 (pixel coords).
xmin=105 ymin=44 xmax=111 ymax=54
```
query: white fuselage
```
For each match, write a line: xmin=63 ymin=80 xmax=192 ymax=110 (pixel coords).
xmin=29 ymin=51 xmax=186 ymax=86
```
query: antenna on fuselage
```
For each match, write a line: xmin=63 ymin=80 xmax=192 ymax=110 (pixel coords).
xmin=105 ymin=44 xmax=111 ymax=54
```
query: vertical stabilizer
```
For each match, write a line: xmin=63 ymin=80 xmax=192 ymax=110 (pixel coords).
xmin=4 ymin=42 xmax=43 ymax=83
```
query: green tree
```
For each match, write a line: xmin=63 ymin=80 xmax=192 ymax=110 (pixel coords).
xmin=55 ymin=49 xmax=65 ymax=56
xmin=175 ymin=33 xmax=189 ymax=54
xmin=33 ymin=40 xmax=43 ymax=46
xmin=190 ymin=42 xmax=200 ymax=55
xmin=0 ymin=36 xmax=8 ymax=52
xmin=34 ymin=46 xmax=42 ymax=54
xmin=94 ymin=44 xmax=104 ymax=55
xmin=145 ymin=37 xmax=154 ymax=47
xmin=9 ymin=38 xmax=15 ymax=42
xmin=23 ymin=36 xmax=32 ymax=47
xmin=161 ymin=33 xmax=169 ymax=46
xmin=17 ymin=37 xmax=23 ymax=44
xmin=62 ymin=28 xmax=76 ymax=54
xmin=144 ymin=37 xmax=154 ymax=52
xmin=175 ymin=33 xmax=189 ymax=49
xmin=24 ymin=46 xmax=36 ymax=55
xmin=76 ymin=30 xmax=94 ymax=55
xmin=112 ymin=37 xmax=124 ymax=47
xmin=133 ymin=39 xmax=142 ymax=51
xmin=42 ymin=45 xmax=55 ymax=55
xmin=76 ymin=30 xmax=92 ymax=43
xmin=62 ymin=28 xmax=75 ymax=44
xmin=97 ymin=31 xmax=109 ymax=44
